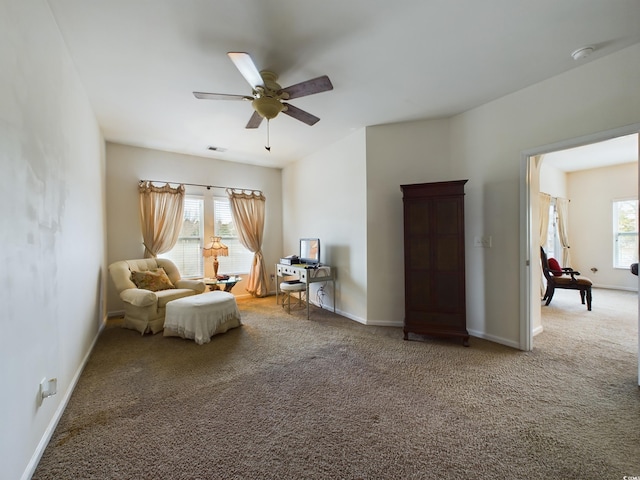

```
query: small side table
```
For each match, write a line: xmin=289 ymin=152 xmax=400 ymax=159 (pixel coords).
xmin=204 ymin=277 xmax=241 ymax=293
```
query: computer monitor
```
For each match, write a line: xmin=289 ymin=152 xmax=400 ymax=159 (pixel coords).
xmin=299 ymin=238 xmax=320 ymax=265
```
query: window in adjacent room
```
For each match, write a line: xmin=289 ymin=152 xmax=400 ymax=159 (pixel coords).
xmin=213 ymin=197 xmax=253 ymax=274
xmin=613 ymin=198 xmax=638 ymax=269
xmin=159 ymin=195 xmax=204 ymax=277
xmin=545 ymin=199 xmax=561 ymax=259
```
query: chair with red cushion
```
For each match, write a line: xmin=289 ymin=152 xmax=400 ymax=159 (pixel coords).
xmin=540 ymin=247 xmax=592 ymax=310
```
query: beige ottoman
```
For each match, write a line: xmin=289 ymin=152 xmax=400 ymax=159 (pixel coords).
xmin=163 ymin=291 xmax=241 ymax=345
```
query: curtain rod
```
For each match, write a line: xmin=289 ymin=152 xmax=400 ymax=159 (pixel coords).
xmin=140 ymin=179 xmax=257 ymax=192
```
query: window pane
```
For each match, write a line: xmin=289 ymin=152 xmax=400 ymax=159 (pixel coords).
xmin=616 ymin=233 xmax=638 ymax=267
xmin=616 ymin=200 xmax=638 ymax=232
xmin=546 ymin=203 xmax=556 ymax=258
xmin=213 ymin=198 xmax=253 ymax=274
xmin=613 ymin=199 xmax=639 ymax=268
xmin=159 ymin=196 xmax=204 ymax=277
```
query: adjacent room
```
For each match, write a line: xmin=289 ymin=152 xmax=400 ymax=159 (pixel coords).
xmin=2 ymin=0 xmax=639 ymax=478
xmin=535 ymin=134 xmax=639 ymax=333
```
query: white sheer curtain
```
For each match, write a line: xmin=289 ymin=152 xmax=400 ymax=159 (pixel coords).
xmin=539 ymin=192 xmax=552 ymax=297
xmin=227 ymin=189 xmax=268 ymax=297
xmin=138 ymin=181 xmax=185 ymax=258
xmin=556 ymin=197 xmax=571 ymax=268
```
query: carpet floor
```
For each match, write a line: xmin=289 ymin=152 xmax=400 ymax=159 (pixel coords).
xmin=33 ymin=288 xmax=639 ymax=479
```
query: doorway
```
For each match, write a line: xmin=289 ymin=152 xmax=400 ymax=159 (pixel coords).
xmin=521 ymin=124 xmax=640 ymax=384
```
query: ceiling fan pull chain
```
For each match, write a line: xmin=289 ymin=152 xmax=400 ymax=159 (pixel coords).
xmin=265 ymin=119 xmax=271 ymax=152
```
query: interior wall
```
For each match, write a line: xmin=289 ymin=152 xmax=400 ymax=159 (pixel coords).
xmin=0 ymin=1 xmax=106 ymax=479
xmin=105 ymin=142 xmax=283 ymax=313
xmin=448 ymin=43 xmax=640 ymax=347
xmin=540 ymin=163 xmax=568 ymax=199
xmin=365 ymin=118 xmax=453 ymax=325
xmin=568 ymin=162 xmax=638 ymax=290
xmin=282 ymin=129 xmax=367 ymax=322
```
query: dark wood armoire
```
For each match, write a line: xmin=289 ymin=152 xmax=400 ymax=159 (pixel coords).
xmin=401 ymin=180 xmax=469 ymax=347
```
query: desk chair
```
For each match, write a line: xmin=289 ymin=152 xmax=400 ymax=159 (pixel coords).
xmin=279 ymin=281 xmax=306 ymax=313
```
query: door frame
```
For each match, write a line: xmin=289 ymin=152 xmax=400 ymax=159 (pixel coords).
xmin=520 ymin=123 xmax=640 ymax=382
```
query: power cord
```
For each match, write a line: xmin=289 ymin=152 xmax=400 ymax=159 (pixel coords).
xmin=316 ymin=283 xmax=327 ymax=308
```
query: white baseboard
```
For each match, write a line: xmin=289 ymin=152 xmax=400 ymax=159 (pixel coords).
xmin=332 ymin=307 xmax=367 ymax=325
xmin=22 ymin=321 xmax=106 ymax=480
xmin=592 ymin=284 xmax=638 ymax=292
xmin=467 ymin=328 xmax=521 ymax=350
xmin=364 ymin=318 xmax=403 ymax=327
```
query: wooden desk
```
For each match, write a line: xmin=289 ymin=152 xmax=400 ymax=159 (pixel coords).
xmin=275 ymin=264 xmax=335 ymax=319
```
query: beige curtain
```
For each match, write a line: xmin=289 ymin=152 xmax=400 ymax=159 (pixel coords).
xmin=227 ymin=188 xmax=268 ymax=297
xmin=138 ymin=181 xmax=185 ymax=258
xmin=556 ymin=197 xmax=571 ymax=268
xmin=539 ymin=192 xmax=551 ymax=247
xmin=539 ymin=192 xmax=552 ymax=296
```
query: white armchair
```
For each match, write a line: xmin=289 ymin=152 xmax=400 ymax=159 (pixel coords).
xmin=108 ymin=258 xmax=206 ymax=334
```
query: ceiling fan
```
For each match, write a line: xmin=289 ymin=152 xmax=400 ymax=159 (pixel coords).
xmin=193 ymin=52 xmax=333 ymax=130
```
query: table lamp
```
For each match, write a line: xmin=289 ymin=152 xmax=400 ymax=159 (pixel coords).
xmin=203 ymin=236 xmax=229 ymax=278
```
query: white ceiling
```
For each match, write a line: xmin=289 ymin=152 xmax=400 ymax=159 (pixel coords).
xmin=544 ymin=134 xmax=638 ymax=172
xmin=47 ymin=0 xmax=640 ymax=169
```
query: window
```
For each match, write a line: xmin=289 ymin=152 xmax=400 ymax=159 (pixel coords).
xmin=613 ymin=199 xmax=638 ymax=268
xmin=545 ymin=200 xmax=559 ymax=259
xmin=159 ymin=196 xmax=204 ymax=277
xmin=159 ymin=195 xmax=254 ymax=278
xmin=213 ymin=197 xmax=253 ymax=274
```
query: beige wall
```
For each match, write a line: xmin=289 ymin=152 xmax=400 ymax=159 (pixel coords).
xmin=282 ymin=129 xmax=368 ymax=321
xmin=1 ymin=1 xmax=106 ymax=479
xmin=105 ymin=142 xmax=283 ymax=313
xmin=365 ymin=118 xmax=453 ymax=325
xmin=568 ymin=162 xmax=638 ymax=290
xmin=540 ymin=163 xmax=568 ymax=199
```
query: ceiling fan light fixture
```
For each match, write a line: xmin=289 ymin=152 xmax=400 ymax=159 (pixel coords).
xmin=252 ymin=96 xmax=284 ymax=120
xmin=194 ymin=53 xmax=332 ymax=130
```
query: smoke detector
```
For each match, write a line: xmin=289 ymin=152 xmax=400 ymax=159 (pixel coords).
xmin=571 ymin=46 xmax=595 ymax=61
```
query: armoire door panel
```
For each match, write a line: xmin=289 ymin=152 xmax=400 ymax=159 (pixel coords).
xmin=435 ymin=236 xmax=461 ymax=271
xmin=434 ymin=199 xmax=461 ymax=235
xmin=404 ymin=203 xmax=431 ymax=235
xmin=406 ymin=241 xmax=431 ymax=269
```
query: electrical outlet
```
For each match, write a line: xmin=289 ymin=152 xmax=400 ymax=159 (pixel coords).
xmin=39 ymin=377 xmax=58 ymax=401
xmin=49 ymin=378 xmax=58 ymax=396
xmin=39 ymin=378 xmax=47 ymax=399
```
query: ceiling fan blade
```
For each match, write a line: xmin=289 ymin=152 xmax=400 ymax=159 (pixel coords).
xmin=281 ymin=75 xmax=333 ymax=100
xmin=245 ymin=110 xmax=263 ymax=129
xmin=193 ymin=92 xmax=253 ymax=101
xmin=228 ymin=52 xmax=264 ymax=90
xmin=282 ymin=103 xmax=320 ymax=126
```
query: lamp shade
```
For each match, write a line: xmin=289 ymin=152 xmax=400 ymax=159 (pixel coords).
xmin=203 ymin=236 xmax=229 ymax=257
